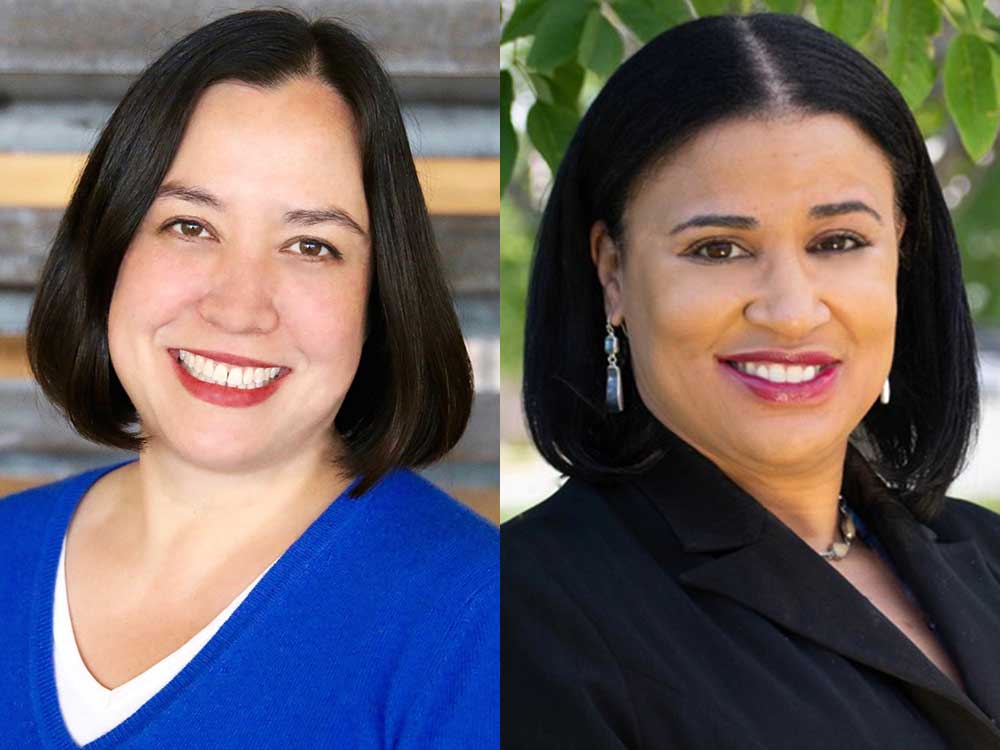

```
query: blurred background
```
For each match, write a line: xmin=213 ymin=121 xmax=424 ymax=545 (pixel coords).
xmin=501 ymin=0 xmax=1000 ymax=521
xmin=0 ymin=0 xmax=499 ymax=522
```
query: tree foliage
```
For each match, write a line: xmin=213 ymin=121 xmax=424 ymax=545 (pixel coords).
xmin=500 ymin=0 xmax=1000 ymax=195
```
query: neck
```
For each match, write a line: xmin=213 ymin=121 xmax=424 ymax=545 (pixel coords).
xmin=707 ymin=442 xmax=848 ymax=554
xmin=106 ymin=437 xmax=351 ymax=574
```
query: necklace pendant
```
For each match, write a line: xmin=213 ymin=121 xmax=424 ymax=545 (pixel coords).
xmin=831 ymin=541 xmax=850 ymax=559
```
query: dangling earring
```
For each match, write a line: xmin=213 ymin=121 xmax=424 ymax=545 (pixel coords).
xmin=605 ymin=320 xmax=623 ymax=413
xmin=880 ymin=377 xmax=891 ymax=405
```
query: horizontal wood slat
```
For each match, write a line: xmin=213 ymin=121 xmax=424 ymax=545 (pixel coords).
xmin=0 ymin=154 xmax=499 ymax=216
xmin=0 ymin=475 xmax=498 ymax=524
xmin=0 ymin=335 xmax=29 ymax=378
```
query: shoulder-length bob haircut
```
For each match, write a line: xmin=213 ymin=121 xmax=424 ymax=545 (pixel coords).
xmin=27 ymin=8 xmax=472 ymax=496
xmin=524 ymin=12 xmax=979 ymax=521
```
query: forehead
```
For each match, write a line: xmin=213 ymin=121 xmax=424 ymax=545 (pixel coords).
xmin=629 ymin=113 xmax=896 ymax=222
xmin=162 ymin=77 xmax=366 ymax=221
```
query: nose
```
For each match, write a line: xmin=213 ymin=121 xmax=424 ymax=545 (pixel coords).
xmin=743 ymin=250 xmax=830 ymax=339
xmin=196 ymin=246 xmax=279 ymax=335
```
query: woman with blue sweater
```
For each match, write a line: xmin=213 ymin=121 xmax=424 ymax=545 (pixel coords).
xmin=0 ymin=9 xmax=497 ymax=748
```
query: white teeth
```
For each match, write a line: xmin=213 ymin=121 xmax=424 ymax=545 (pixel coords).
xmin=175 ymin=349 xmax=283 ymax=390
xmin=212 ymin=362 xmax=228 ymax=385
xmin=733 ymin=361 xmax=826 ymax=384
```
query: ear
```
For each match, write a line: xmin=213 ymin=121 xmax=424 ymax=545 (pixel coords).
xmin=590 ymin=221 xmax=625 ymax=325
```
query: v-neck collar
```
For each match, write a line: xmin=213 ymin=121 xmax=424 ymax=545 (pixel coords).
xmin=28 ymin=459 xmax=366 ymax=749
xmin=626 ymin=439 xmax=1000 ymax=746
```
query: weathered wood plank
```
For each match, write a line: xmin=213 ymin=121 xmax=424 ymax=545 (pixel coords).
xmin=0 ymin=154 xmax=499 ymax=216
xmin=0 ymin=209 xmax=498 ymax=291
xmin=0 ymin=0 xmax=499 ymax=102
xmin=0 ymin=101 xmax=497 ymax=158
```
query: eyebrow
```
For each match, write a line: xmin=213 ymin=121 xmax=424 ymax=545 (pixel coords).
xmin=154 ymin=181 xmax=368 ymax=237
xmin=668 ymin=200 xmax=883 ymax=235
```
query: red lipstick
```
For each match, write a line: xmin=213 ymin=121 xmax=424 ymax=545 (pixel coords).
xmin=168 ymin=350 xmax=288 ymax=408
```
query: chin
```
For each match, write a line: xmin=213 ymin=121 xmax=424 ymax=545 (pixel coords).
xmin=148 ymin=430 xmax=278 ymax=474
xmin=731 ymin=432 xmax=843 ymax=469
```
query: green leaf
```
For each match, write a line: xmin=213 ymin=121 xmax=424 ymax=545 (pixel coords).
xmin=611 ymin=0 xmax=690 ymax=42
xmin=527 ymin=1 xmax=595 ymax=72
xmin=764 ymin=0 xmax=800 ymax=12
xmin=814 ymin=0 xmax=878 ymax=45
xmin=579 ymin=10 xmax=624 ymax=77
xmin=500 ymin=71 xmax=518 ymax=195
xmin=529 ymin=73 xmax=555 ymax=103
xmin=501 ymin=0 xmax=547 ymax=44
xmin=985 ymin=8 xmax=1000 ymax=34
xmin=530 ymin=63 xmax=586 ymax=110
xmin=527 ymin=101 xmax=579 ymax=172
xmin=993 ymin=49 xmax=1000 ymax=109
xmin=913 ymin=97 xmax=946 ymax=137
xmin=963 ymin=0 xmax=984 ymax=29
xmin=944 ymin=33 xmax=1000 ymax=161
xmin=549 ymin=62 xmax=586 ymax=109
xmin=886 ymin=0 xmax=941 ymax=110
xmin=692 ymin=0 xmax=730 ymax=15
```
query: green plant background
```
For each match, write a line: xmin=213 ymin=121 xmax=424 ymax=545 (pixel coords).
xmin=501 ymin=0 xmax=1000 ymax=379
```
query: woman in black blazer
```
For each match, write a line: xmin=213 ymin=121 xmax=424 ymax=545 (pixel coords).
xmin=502 ymin=13 xmax=1000 ymax=749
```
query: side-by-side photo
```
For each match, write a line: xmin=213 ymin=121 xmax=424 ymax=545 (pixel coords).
xmin=0 ymin=2 xmax=499 ymax=747
xmin=502 ymin=2 xmax=1000 ymax=748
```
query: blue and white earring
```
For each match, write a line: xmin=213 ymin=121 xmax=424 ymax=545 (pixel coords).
xmin=880 ymin=377 xmax=891 ymax=405
xmin=605 ymin=320 xmax=623 ymax=413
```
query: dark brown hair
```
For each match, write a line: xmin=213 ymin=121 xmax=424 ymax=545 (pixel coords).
xmin=27 ymin=8 xmax=473 ymax=496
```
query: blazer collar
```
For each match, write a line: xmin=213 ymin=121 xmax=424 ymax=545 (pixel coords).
xmin=629 ymin=440 xmax=1000 ymax=743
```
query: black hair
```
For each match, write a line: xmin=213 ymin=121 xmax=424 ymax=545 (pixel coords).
xmin=27 ymin=8 xmax=473 ymax=496
xmin=523 ymin=12 xmax=979 ymax=521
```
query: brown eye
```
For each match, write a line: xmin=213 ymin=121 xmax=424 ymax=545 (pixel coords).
xmin=167 ymin=220 xmax=210 ymax=239
xmin=287 ymin=238 xmax=340 ymax=260
xmin=814 ymin=234 xmax=865 ymax=253
xmin=299 ymin=239 xmax=326 ymax=257
xmin=689 ymin=241 xmax=749 ymax=261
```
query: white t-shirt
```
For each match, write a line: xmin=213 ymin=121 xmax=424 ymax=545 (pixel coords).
xmin=52 ymin=534 xmax=277 ymax=745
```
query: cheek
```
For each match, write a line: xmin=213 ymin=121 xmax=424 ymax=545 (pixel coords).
xmin=625 ymin=259 xmax=729 ymax=357
xmin=109 ymin=243 xmax=201 ymax=331
xmin=279 ymin=272 xmax=370 ymax=362
xmin=837 ymin=255 xmax=898 ymax=339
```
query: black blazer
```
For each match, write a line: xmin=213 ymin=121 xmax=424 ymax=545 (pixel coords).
xmin=502 ymin=441 xmax=1000 ymax=749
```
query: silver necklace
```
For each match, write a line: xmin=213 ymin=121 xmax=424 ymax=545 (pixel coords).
xmin=820 ymin=495 xmax=856 ymax=561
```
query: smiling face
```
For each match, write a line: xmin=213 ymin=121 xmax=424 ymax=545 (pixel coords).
xmin=107 ymin=76 xmax=371 ymax=473
xmin=593 ymin=113 xmax=903 ymax=475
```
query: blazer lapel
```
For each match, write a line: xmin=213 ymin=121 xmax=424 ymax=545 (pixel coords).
xmin=632 ymin=440 xmax=1000 ymax=741
xmin=859 ymin=497 xmax=1000 ymax=722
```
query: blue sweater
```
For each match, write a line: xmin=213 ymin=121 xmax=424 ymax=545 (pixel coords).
xmin=0 ymin=460 xmax=498 ymax=748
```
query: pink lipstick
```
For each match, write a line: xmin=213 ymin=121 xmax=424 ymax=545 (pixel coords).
xmin=718 ymin=359 xmax=840 ymax=403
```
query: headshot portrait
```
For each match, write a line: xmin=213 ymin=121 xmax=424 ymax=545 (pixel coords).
xmin=502 ymin=7 xmax=1000 ymax=749
xmin=0 ymin=3 xmax=498 ymax=747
